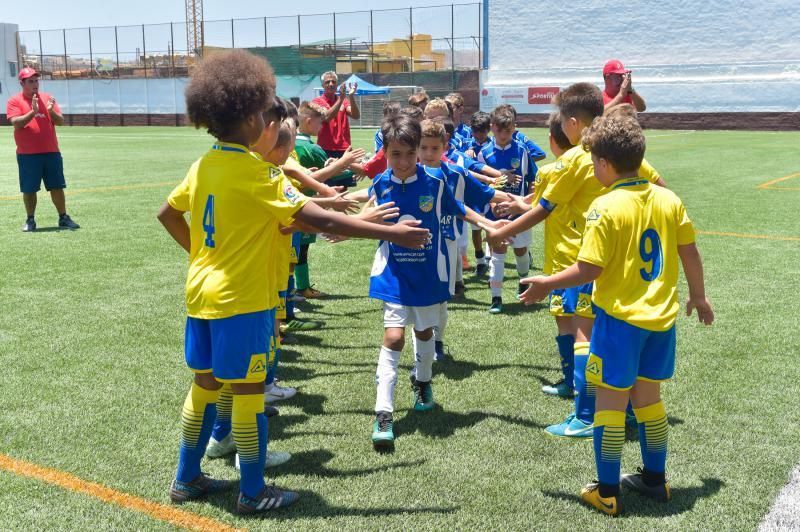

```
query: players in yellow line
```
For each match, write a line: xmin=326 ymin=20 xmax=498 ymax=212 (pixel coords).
xmin=520 ymin=113 xmax=713 ymax=516
xmin=157 ymin=49 xmax=429 ymax=514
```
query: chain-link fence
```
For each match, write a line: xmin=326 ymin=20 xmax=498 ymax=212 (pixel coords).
xmin=16 ymin=3 xmax=482 ymax=80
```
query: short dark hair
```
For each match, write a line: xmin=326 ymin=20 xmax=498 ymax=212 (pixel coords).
xmin=382 ymin=116 xmax=422 ymax=149
xmin=581 ymin=115 xmax=645 ymax=173
xmin=435 ymin=117 xmax=455 ymax=140
xmin=281 ymin=97 xmax=298 ymax=121
xmin=470 ymin=111 xmax=491 ymax=132
xmin=263 ymin=96 xmax=289 ymax=125
xmin=496 ymin=103 xmax=518 ymax=120
xmin=547 ymin=111 xmax=573 ymax=151
xmin=490 ymin=107 xmax=514 ymax=129
xmin=274 ymin=120 xmax=295 ymax=150
xmin=383 ymin=101 xmax=402 ymax=118
xmin=400 ymin=105 xmax=424 ymax=122
xmin=554 ymin=82 xmax=604 ymax=125
xmin=408 ymin=91 xmax=429 ymax=107
xmin=185 ymin=49 xmax=275 ymax=139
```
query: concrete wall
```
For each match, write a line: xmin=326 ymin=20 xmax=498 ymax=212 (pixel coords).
xmin=483 ymin=0 xmax=800 ymax=116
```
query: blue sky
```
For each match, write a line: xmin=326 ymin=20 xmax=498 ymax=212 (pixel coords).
xmin=3 ymin=0 xmax=472 ymax=31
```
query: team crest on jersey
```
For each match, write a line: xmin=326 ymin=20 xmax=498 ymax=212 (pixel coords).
xmin=510 ymin=158 xmax=521 ymax=169
xmin=419 ymin=195 xmax=434 ymax=213
xmin=284 ymin=184 xmax=301 ymax=205
xmin=586 ymin=209 xmax=601 ymax=222
xmin=555 ymin=160 xmax=564 ymax=171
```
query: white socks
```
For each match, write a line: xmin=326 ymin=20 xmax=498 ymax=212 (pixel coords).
xmin=489 ymin=252 xmax=506 ymax=297
xmin=515 ymin=250 xmax=530 ymax=277
xmin=375 ymin=346 xmax=401 ymax=413
xmin=414 ymin=336 xmax=436 ymax=382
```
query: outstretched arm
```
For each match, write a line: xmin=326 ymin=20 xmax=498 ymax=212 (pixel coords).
xmin=518 ymin=261 xmax=602 ymax=305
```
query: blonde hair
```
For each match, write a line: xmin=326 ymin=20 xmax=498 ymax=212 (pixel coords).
xmin=424 ymin=98 xmax=451 ymax=119
xmin=298 ymin=100 xmax=325 ymax=119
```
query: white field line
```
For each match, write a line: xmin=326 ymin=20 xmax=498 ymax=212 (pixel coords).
xmin=759 ymin=465 xmax=800 ymax=531
xmin=646 ymin=131 xmax=697 ymax=138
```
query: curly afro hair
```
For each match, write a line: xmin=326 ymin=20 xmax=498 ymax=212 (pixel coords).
xmin=185 ymin=49 xmax=275 ymax=139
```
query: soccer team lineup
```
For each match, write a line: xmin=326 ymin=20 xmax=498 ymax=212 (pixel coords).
xmin=3 ymin=44 xmax=800 ymax=528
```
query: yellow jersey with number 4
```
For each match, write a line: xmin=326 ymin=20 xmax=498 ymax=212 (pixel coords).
xmin=167 ymin=142 xmax=307 ymax=319
xmin=577 ymin=177 xmax=695 ymax=331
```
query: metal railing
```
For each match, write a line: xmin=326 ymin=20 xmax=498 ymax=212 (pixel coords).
xmin=16 ymin=3 xmax=482 ymax=80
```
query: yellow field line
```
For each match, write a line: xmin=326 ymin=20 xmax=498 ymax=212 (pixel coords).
xmin=696 ymin=230 xmax=800 ymax=242
xmin=757 ymin=172 xmax=800 ymax=190
xmin=0 ymin=181 xmax=175 ymax=201
xmin=0 ymin=453 xmax=243 ymax=532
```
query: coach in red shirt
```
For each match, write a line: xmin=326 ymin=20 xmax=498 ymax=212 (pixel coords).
xmin=6 ymin=67 xmax=79 ymax=232
xmin=602 ymin=59 xmax=647 ymax=112
xmin=312 ymin=71 xmax=360 ymax=186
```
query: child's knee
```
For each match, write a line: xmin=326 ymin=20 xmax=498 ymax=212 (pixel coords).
xmin=513 ymin=247 xmax=528 ymax=257
xmin=383 ymin=328 xmax=405 ymax=351
xmin=413 ymin=327 xmax=433 ymax=341
xmin=194 ymin=372 xmax=222 ymax=391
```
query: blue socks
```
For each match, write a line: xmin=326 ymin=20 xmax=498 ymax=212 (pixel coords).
xmin=555 ymin=334 xmax=575 ymax=387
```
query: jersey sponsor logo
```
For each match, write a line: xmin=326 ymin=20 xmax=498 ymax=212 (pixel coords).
xmin=586 ymin=209 xmax=601 ymax=222
xmin=419 ymin=195 xmax=434 ymax=213
xmin=381 ymin=186 xmax=393 ymax=197
xmin=284 ymin=184 xmax=301 ymax=205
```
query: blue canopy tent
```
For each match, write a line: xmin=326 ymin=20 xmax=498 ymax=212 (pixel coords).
xmin=316 ymin=74 xmax=390 ymax=96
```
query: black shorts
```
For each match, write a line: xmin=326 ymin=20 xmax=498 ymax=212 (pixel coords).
xmin=17 ymin=152 xmax=66 ymax=193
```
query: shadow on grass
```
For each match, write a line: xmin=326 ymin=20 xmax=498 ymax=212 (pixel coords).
xmin=270 ymin=448 xmax=425 ymax=479
xmin=392 ymin=405 xmax=549 ymax=439
xmin=28 ymin=226 xmax=73 ymax=233
xmin=265 ymin=414 xmax=347 ymax=442
xmin=434 ymin=357 xmax=558 ymax=382
xmin=541 ymin=476 xmax=724 ymax=517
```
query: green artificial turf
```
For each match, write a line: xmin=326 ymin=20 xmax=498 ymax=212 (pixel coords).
xmin=0 ymin=125 xmax=798 ymax=530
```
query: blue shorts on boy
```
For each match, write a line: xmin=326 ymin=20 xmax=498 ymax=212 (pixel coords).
xmin=549 ymin=282 xmax=594 ymax=317
xmin=185 ymin=309 xmax=276 ymax=383
xmin=587 ymin=307 xmax=676 ymax=390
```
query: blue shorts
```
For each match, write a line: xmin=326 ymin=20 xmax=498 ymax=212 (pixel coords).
xmin=549 ymin=282 xmax=595 ymax=318
xmin=586 ymin=307 xmax=676 ymax=390
xmin=17 ymin=152 xmax=66 ymax=193
xmin=290 ymin=232 xmax=302 ymax=264
xmin=185 ymin=309 xmax=276 ymax=383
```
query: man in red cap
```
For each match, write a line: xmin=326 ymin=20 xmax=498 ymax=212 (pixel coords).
xmin=6 ymin=67 xmax=79 ymax=232
xmin=602 ymin=59 xmax=647 ymax=112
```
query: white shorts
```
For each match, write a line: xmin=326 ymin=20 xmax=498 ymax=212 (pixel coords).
xmin=469 ymin=222 xmax=481 ymax=231
xmin=457 ymin=227 xmax=470 ymax=248
xmin=383 ymin=302 xmax=443 ymax=330
xmin=508 ymin=228 xmax=532 ymax=249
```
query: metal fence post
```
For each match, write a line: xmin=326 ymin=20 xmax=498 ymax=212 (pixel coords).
xmin=170 ymin=22 xmax=175 ymax=76
xmin=142 ymin=24 xmax=147 ymax=78
xmin=263 ymin=16 xmax=267 ymax=47
xmin=38 ymin=30 xmax=43 ymax=71
xmin=410 ymin=7 xmax=416 ymax=86
xmin=332 ymin=12 xmax=336 ymax=67
xmin=114 ymin=26 xmax=120 ymax=79
xmin=369 ymin=10 xmax=374 ymax=74
xmin=231 ymin=18 xmax=235 ymax=48
xmin=62 ymin=29 xmax=68 ymax=79
xmin=89 ymin=27 xmax=94 ymax=79
xmin=297 ymin=15 xmax=302 ymax=74
xmin=451 ymin=3 xmax=455 ymax=87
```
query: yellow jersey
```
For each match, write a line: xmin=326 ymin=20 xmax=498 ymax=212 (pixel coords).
xmin=577 ymin=177 xmax=696 ymax=331
xmin=274 ymin=172 xmax=303 ymax=292
xmin=534 ymin=160 xmax=582 ymax=275
xmin=167 ymin=142 xmax=307 ymax=319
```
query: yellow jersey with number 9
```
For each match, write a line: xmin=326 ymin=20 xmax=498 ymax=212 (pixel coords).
xmin=167 ymin=142 xmax=307 ymax=319
xmin=578 ymin=178 xmax=695 ymax=331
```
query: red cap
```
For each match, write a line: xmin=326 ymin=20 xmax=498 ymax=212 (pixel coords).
xmin=603 ymin=59 xmax=630 ymax=76
xmin=18 ymin=67 xmax=39 ymax=80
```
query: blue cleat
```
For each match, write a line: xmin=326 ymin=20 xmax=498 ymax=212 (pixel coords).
xmin=545 ymin=412 xmax=593 ymax=438
xmin=169 ymin=473 xmax=236 ymax=503
xmin=372 ymin=411 xmax=395 ymax=449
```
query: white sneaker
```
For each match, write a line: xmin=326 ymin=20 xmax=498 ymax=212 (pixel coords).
xmin=235 ymin=451 xmax=292 ymax=470
xmin=206 ymin=433 xmax=236 ymax=458
xmin=264 ymin=383 xmax=297 ymax=403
